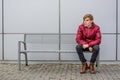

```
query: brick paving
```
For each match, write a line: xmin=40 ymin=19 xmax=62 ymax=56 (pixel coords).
xmin=0 ymin=63 xmax=120 ymax=80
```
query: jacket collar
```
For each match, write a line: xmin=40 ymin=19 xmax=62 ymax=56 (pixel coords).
xmin=82 ymin=22 xmax=95 ymax=29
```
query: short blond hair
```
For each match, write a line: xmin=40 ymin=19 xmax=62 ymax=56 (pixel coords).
xmin=83 ymin=14 xmax=94 ymax=21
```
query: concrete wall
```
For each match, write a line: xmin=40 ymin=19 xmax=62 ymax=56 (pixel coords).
xmin=0 ymin=0 xmax=119 ymax=61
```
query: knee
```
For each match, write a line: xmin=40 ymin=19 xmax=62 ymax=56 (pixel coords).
xmin=76 ymin=44 xmax=82 ymax=50
xmin=93 ymin=45 xmax=99 ymax=51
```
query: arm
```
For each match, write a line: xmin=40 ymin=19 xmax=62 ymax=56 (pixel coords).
xmin=88 ymin=27 xmax=101 ymax=47
xmin=76 ymin=26 xmax=87 ymax=45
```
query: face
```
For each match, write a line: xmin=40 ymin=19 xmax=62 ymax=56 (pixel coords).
xmin=83 ymin=18 xmax=93 ymax=27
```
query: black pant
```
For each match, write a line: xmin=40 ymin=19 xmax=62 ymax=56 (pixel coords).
xmin=76 ymin=44 xmax=99 ymax=63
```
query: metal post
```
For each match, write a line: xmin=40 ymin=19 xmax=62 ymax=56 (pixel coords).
xmin=116 ymin=0 xmax=118 ymax=61
xmin=18 ymin=41 xmax=21 ymax=70
xmin=2 ymin=0 xmax=4 ymax=61
xmin=59 ymin=0 xmax=61 ymax=62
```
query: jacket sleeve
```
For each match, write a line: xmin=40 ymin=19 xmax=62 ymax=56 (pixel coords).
xmin=88 ymin=27 xmax=101 ymax=47
xmin=76 ymin=26 xmax=87 ymax=44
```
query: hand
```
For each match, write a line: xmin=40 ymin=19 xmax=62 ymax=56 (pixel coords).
xmin=83 ymin=44 xmax=89 ymax=49
xmin=89 ymin=47 xmax=93 ymax=52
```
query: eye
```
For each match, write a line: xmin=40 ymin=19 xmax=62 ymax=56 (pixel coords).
xmin=85 ymin=20 xmax=89 ymax=21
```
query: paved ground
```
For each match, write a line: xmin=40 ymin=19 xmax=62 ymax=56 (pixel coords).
xmin=0 ymin=63 xmax=120 ymax=80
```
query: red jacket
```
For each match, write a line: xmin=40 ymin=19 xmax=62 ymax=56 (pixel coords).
xmin=76 ymin=23 xmax=101 ymax=47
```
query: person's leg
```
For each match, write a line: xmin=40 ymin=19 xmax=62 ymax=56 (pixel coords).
xmin=89 ymin=45 xmax=99 ymax=74
xmin=76 ymin=44 xmax=87 ymax=62
xmin=90 ymin=45 xmax=99 ymax=63
xmin=76 ymin=44 xmax=88 ymax=73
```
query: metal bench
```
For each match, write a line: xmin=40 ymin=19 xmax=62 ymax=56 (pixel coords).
xmin=18 ymin=33 xmax=100 ymax=71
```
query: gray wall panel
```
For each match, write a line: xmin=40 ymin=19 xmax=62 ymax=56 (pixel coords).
xmin=4 ymin=34 xmax=24 ymax=60
xmin=100 ymin=35 xmax=116 ymax=60
xmin=4 ymin=0 xmax=59 ymax=33
xmin=60 ymin=34 xmax=116 ymax=60
xmin=4 ymin=34 xmax=58 ymax=60
xmin=27 ymin=53 xmax=59 ymax=60
xmin=61 ymin=0 xmax=116 ymax=33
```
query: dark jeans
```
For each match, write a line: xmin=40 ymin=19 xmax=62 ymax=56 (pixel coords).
xmin=76 ymin=44 xmax=99 ymax=63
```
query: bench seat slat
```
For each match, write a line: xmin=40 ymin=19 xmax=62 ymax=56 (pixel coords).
xmin=20 ymin=50 xmax=93 ymax=53
xmin=20 ymin=50 xmax=60 ymax=53
xmin=20 ymin=50 xmax=76 ymax=52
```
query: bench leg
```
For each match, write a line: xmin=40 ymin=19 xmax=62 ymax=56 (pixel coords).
xmin=96 ymin=61 xmax=100 ymax=72
xmin=24 ymin=53 xmax=28 ymax=66
xmin=18 ymin=52 xmax=21 ymax=70
xmin=96 ymin=54 xmax=100 ymax=72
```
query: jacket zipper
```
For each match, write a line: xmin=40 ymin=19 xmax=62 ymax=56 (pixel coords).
xmin=88 ymin=28 xmax=90 ymax=37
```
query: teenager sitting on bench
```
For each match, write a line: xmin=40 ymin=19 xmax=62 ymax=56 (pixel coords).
xmin=76 ymin=14 xmax=101 ymax=74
